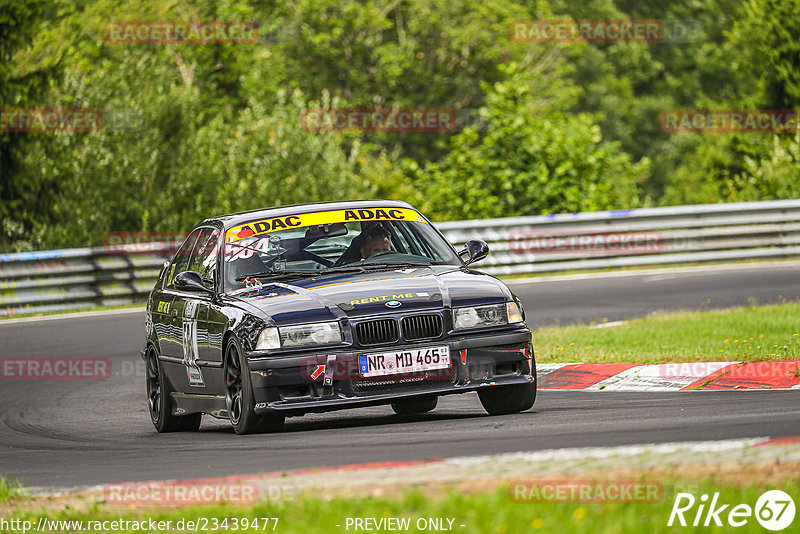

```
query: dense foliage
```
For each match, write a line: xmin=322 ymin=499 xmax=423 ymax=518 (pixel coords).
xmin=1 ymin=0 xmax=798 ymax=250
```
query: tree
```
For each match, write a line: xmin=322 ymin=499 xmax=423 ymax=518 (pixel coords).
xmin=0 ymin=0 xmax=63 ymax=250
xmin=413 ymin=67 xmax=648 ymax=220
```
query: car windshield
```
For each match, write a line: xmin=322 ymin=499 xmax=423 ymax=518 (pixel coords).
xmin=222 ymin=208 xmax=460 ymax=293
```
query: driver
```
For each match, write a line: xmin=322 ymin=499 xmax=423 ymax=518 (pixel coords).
xmin=359 ymin=225 xmax=392 ymax=259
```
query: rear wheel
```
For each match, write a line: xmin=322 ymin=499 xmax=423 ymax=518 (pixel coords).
xmin=224 ymin=337 xmax=284 ymax=435
xmin=478 ymin=381 xmax=536 ymax=415
xmin=146 ymin=347 xmax=201 ymax=432
xmin=391 ymin=396 xmax=438 ymax=415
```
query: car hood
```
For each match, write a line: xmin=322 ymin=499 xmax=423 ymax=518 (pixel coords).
xmin=226 ymin=266 xmax=512 ymax=325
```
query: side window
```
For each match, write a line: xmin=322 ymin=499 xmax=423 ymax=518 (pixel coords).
xmin=165 ymin=229 xmax=202 ymax=289
xmin=188 ymin=228 xmax=220 ymax=281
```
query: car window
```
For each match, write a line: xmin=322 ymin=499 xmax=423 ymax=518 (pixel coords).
xmin=223 ymin=213 xmax=461 ymax=293
xmin=165 ymin=229 xmax=202 ymax=289
xmin=187 ymin=228 xmax=219 ymax=281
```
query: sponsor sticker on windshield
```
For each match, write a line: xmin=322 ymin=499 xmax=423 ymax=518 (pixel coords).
xmin=226 ymin=207 xmax=428 ymax=242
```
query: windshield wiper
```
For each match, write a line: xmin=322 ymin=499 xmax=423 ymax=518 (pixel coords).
xmin=360 ymin=260 xmax=432 ymax=269
xmin=235 ymin=269 xmax=320 ymax=282
xmin=237 ymin=261 xmax=433 ymax=282
xmin=318 ymin=261 xmax=432 ymax=274
xmin=316 ymin=265 xmax=368 ymax=275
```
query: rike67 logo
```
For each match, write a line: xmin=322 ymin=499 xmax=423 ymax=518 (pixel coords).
xmin=668 ymin=490 xmax=795 ymax=531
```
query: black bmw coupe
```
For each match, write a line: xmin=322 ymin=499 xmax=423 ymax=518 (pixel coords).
xmin=142 ymin=200 xmax=536 ymax=434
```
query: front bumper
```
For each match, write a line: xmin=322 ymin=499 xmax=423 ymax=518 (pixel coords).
xmin=246 ymin=327 xmax=534 ymax=416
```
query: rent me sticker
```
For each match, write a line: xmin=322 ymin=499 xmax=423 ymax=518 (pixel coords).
xmin=226 ymin=208 xmax=428 ymax=242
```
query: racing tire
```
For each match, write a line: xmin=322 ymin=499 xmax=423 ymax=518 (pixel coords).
xmin=391 ymin=396 xmax=438 ymax=415
xmin=146 ymin=347 xmax=202 ymax=432
xmin=478 ymin=381 xmax=537 ymax=416
xmin=224 ymin=337 xmax=285 ymax=435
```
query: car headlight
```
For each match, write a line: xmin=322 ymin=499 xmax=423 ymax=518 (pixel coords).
xmin=453 ymin=302 xmax=523 ymax=331
xmin=280 ymin=321 xmax=343 ymax=348
xmin=506 ymin=301 xmax=523 ymax=323
xmin=255 ymin=327 xmax=281 ymax=350
xmin=255 ymin=322 xmax=343 ymax=350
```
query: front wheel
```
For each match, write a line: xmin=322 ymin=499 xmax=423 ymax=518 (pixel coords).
xmin=146 ymin=347 xmax=201 ymax=432
xmin=478 ymin=381 xmax=536 ymax=416
xmin=224 ymin=337 xmax=284 ymax=435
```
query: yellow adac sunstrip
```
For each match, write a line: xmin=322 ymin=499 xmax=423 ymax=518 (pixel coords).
xmin=225 ymin=207 xmax=428 ymax=242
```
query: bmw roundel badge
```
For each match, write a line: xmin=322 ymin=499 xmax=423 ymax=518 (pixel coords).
xmin=385 ymin=300 xmax=402 ymax=308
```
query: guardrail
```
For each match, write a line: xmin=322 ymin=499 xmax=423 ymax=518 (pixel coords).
xmin=435 ymin=199 xmax=800 ymax=275
xmin=2 ymin=199 xmax=800 ymax=316
xmin=0 ymin=244 xmax=174 ymax=317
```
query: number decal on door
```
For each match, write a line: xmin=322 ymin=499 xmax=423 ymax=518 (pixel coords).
xmin=182 ymin=300 xmax=205 ymax=387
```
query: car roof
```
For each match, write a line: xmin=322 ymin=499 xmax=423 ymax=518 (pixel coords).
xmin=200 ymin=199 xmax=418 ymax=229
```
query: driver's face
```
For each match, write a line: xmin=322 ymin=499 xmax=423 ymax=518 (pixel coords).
xmin=361 ymin=236 xmax=391 ymax=259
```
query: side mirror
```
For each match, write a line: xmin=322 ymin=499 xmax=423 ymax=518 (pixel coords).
xmin=459 ymin=239 xmax=490 ymax=266
xmin=174 ymin=271 xmax=214 ymax=294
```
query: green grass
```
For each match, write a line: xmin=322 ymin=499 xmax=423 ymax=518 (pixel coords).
xmin=534 ymin=302 xmax=800 ymax=364
xmin=5 ymin=478 xmax=797 ymax=533
xmin=0 ymin=478 xmax=27 ymax=502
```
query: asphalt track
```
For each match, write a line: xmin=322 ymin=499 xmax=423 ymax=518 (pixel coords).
xmin=1 ymin=262 xmax=798 ymax=490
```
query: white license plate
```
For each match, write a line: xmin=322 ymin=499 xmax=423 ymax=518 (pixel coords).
xmin=358 ymin=346 xmax=450 ymax=378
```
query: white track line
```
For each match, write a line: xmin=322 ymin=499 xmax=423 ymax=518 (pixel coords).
xmin=588 ymin=362 xmax=737 ymax=391
xmin=444 ymin=437 xmax=769 ymax=466
xmin=504 ymin=260 xmax=800 ymax=284
xmin=0 ymin=307 xmax=144 ymax=325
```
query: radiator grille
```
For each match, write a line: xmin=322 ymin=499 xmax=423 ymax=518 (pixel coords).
xmin=402 ymin=314 xmax=443 ymax=341
xmin=354 ymin=318 xmax=399 ymax=346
